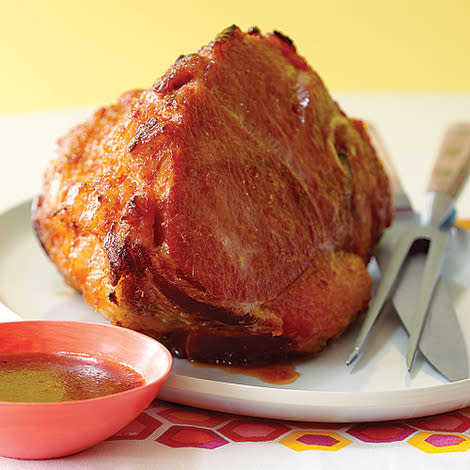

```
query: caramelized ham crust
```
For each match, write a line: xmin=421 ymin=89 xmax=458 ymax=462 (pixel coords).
xmin=33 ymin=26 xmax=392 ymax=365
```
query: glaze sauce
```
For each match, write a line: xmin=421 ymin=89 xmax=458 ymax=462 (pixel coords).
xmin=192 ymin=361 xmax=300 ymax=385
xmin=0 ymin=352 xmax=145 ymax=402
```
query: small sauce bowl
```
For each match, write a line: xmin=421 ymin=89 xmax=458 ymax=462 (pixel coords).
xmin=0 ymin=321 xmax=172 ymax=459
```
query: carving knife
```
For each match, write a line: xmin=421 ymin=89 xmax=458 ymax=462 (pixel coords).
xmin=369 ymin=123 xmax=470 ymax=381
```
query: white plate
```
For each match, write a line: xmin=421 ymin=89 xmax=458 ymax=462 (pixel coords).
xmin=2 ymin=200 xmax=470 ymax=422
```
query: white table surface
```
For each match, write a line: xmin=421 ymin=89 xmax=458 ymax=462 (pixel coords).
xmin=0 ymin=93 xmax=470 ymax=469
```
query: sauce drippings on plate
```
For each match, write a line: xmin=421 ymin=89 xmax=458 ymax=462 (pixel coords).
xmin=191 ymin=361 xmax=300 ymax=385
xmin=0 ymin=352 xmax=145 ymax=402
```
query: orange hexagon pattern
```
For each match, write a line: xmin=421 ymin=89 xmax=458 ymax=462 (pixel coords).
xmin=279 ymin=431 xmax=352 ymax=452
xmin=408 ymin=432 xmax=470 ymax=454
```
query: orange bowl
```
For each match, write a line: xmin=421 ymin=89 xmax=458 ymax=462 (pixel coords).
xmin=0 ymin=321 xmax=172 ymax=459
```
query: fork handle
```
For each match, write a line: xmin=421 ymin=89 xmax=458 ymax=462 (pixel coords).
xmin=426 ymin=122 xmax=470 ymax=198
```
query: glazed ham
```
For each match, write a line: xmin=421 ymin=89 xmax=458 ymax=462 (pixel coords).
xmin=33 ymin=26 xmax=392 ymax=365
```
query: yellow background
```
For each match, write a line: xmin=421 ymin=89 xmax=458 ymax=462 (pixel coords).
xmin=1 ymin=0 xmax=469 ymax=114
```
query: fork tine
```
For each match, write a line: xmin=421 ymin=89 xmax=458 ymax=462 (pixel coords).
xmin=346 ymin=230 xmax=417 ymax=366
xmin=406 ymin=231 xmax=450 ymax=371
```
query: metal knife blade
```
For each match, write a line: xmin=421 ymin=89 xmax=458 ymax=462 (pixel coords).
xmin=393 ymin=252 xmax=468 ymax=381
xmin=369 ymin=124 xmax=468 ymax=381
xmin=375 ymin=211 xmax=468 ymax=381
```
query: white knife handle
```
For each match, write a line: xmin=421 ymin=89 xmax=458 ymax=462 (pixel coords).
xmin=426 ymin=122 xmax=470 ymax=198
xmin=0 ymin=301 xmax=23 ymax=322
xmin=366 ymin=122 xmax=411 ymax=210
xmin=367 ymin=122 xmax=404 ymax=194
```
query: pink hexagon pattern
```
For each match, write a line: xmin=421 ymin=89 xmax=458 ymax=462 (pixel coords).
xmin=426 ymin=434 xmax=465 ymax=447
xmin=107 ymin=413 xmax=163 ymax=441
xmin=157 ymin=407 xmax=227 ymax=428
xmin=156 ymin=425 xmax=229 ymax=449
xmin=280 ymin=430 xmax=352 ymax=452
xmin=287 ymin=421 xmax=346 ymax=430
xmin=218 ymin=419 xmax=290 ymax=442
xmin=347 ymin=423 xmax=415 ymax=443
xmin=408 ymin=431 xmax=470 ymax=454
xmin=297 ymin=434 xmax=339 ymax=446
xmin=410 ymin=413 xmax=470 ymax=433
xmin=101 ymin=400 xmax=470 ymax=454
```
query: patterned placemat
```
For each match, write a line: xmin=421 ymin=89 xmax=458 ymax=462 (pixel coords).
xmin=108 ymin=400 xmax=470 ymax=455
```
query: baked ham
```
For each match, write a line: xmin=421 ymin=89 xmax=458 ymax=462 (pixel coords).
xmin=33 ymin=25 xmax=392 ymax=365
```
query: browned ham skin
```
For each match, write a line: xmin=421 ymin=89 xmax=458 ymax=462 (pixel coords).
xmin=33 ymin=26 xmax=392 ymax=366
